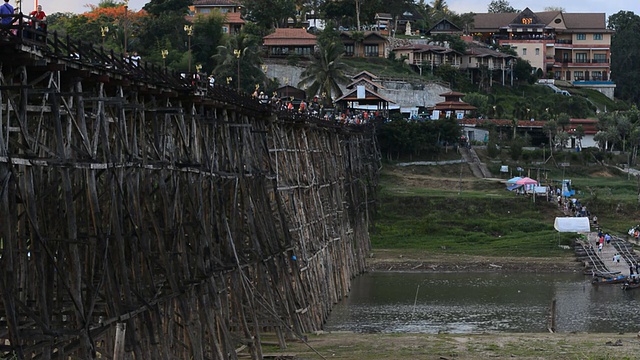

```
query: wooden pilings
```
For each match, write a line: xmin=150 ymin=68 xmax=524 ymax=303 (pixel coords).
xmin=0 ymin=44 xmax=379 ymax=359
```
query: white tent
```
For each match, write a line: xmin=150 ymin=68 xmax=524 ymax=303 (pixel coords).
xmin=554 ymin=217 xmax=591 ymax=233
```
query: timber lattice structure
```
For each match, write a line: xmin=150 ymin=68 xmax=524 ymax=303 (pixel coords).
xmin=0 ymin=20 xmax=380 ymax=359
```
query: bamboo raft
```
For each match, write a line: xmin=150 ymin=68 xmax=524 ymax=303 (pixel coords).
xmin=0 ymin=20 xmax=380 ymax=359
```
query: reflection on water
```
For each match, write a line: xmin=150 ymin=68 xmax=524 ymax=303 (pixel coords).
xmin=324 ymin=272 xmax=640 ymax=334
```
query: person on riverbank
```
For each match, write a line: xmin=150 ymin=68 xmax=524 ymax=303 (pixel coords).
xmin=605 ymin=233 xmax=611 ymax=245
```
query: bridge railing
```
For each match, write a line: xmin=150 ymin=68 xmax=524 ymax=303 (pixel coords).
xmin=0 ymin=15 xmax=376 ymax=127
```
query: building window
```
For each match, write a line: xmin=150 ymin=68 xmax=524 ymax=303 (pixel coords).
xmin=270 ymin=47 xmax=289 ymax=56
xmin=222 ymin=26 xmax=229 ymax=33
xmin=535 ymin=48 xmax=539 ymax=56
xmin=576 ymin=33 xmax=586 ymax=40
xmin=575 ymin=53 xmax=587 ymax=63
xmin=364 ymin=44 xmax=379 ymax=57
xmin=220 ymin=8 xmax=229 ymax=13
xmin=593 ymin=54 xmax=607 ymax=63
xmin=593 ymin=33 xmax=603 ymax=40
xmin=574 ymin=71 xmax=584 ymax=81
xmin=200 ymin=8 xmax=210 ymax=13
xmin=295 ymin=47 xmax=312 ymax=55
xmin=344 ymin=44 xmax=354 ymax=56
xmin=522 ymin=48 xmax=527 ymax=56
xmin=591 ymin=71 xmax=603 ymax=81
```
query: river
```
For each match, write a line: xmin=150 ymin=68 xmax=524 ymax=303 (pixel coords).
xmin=324 ymin=272 xmax=640 ymax=333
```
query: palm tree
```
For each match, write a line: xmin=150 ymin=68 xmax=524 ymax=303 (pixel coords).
xmin=212 ymin=33 xmax=265 ymax=93
xmin=298 ymin=41 xmax=349 ymax=106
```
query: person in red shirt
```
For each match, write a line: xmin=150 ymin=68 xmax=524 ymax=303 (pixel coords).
xmin=29 ymin=5 xmax=46 ymax=31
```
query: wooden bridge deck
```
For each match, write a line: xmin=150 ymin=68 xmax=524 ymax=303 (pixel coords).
xmin=0 ymin=19 xmax=380 ymax=360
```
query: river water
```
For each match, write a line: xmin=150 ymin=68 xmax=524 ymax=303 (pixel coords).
xmin=324 ymin=272 xmax=640 ymax=334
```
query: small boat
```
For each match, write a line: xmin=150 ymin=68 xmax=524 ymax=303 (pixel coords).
xmin=622 ymin=281 xmax=640 ymax=290
xmin=592 ymin=275 xmax=627 ymax=285
xmin=622 ymin=275 xmax=640 ymax=290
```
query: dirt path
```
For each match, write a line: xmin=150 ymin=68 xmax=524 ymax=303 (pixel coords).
xmin=272 ymin=331 xmax=640 ymax=359
xmin=366 ymin=249 xmax=584 ymax=273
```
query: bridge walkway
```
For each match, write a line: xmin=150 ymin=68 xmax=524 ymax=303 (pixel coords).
xmin=581 ymin=232 xmax=640 ymax=278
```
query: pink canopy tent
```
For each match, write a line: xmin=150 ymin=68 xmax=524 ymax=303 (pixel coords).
xmin=515 ymin=177 xmax=538 ymax=185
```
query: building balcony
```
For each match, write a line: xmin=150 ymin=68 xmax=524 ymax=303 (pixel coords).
xmin=554 ymin=58 xmax=610 ymax=64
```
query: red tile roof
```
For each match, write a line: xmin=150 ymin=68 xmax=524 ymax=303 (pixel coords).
xmin=434 ymin=101 xmax=476 ymax=111
xmin=263 ymin=28 xmax=317 ymax=46
xmin=224 ymin=12 xmax=244 ymax=24
xmin=193 ymin=0 xmax=241 ymax=5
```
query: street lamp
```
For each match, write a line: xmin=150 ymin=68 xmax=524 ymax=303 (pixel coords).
xmin=233 ymin=49 xmax=241 ymax=91
xmin=123 ymin=0 xmax=129 ymax=54
xmin=100 ymin=26 xmax=109 ymax=47
xmin=161 ymin=49 xmax=168 ymax=67
xmin=226 ymin=76 xmax=232 ymax=85
xmin=184 ymin=25 xmax=193 ymax=73
xmin=195 ymin=64 xmax=202 ymax=73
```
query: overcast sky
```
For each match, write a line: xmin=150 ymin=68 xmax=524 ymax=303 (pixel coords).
xmin=34 ymin=0 xmax=640 ymax=19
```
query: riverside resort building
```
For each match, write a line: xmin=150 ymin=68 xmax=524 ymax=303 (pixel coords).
xmin=472 ymin=8 xmax=615 ymax=98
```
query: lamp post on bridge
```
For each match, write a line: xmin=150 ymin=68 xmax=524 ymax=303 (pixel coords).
xmin=100 ymin=26 xmax=109 ymax=47
xmin=184 ymin=25 xmax=193 ymax=73
xmin=161 ymin=49 xmax=168 ymax=67
xmin=233 ymin=49 xmax=241 ymax=92
xmin=123 ymin=0 xmax=129 ymax=55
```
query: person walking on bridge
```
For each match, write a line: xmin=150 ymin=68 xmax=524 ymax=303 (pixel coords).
xmin=0 ymin=0 xmax=14 ymax=26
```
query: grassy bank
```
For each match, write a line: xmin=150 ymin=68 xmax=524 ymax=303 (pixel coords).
xmin=371 ymin=163 xmax=576 ymax=258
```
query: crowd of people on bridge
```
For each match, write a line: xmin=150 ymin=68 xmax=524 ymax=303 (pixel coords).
xmin=248 ymin=89 xmax=379 ymax=125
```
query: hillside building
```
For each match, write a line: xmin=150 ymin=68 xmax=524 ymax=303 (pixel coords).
xmin=472 ymin=8 xmax=615 ymax=98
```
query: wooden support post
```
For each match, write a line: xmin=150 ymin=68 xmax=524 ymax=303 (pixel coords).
xmin=114 ymin=322 xmax=126 ymax=360
xmin=549 ymin=299 xmax=556 ymax=333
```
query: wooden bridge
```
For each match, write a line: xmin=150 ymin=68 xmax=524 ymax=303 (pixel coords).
xmin=0 ymin=19 xmax=380 ymax=359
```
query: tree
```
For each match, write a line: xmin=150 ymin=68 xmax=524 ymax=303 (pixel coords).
xmin=512 ymin=59 xmax=535 ymax=85
xmin=191 ymin=14 xmax=225 ymax=75
xmin=430 ymin=0 xmax=448 ymax=13
xmin=487 ymin=0 xmax=518 ymax=13
xmin=555 ymin=131 xmax=569 ymax=149
xmin=143 ymin=0 xmax=190 ymax=16
xmin=574 ymin=125 xmax=585 ymax=150
xmin=243 ymin=0 xmax=297 ymax=29
xmin=608 ymin=11 xmax=640 ymax=104
xmin=542 ymin=120 xmax=558 ymax=153
xmin=298 ymin=40 xmax=349 ymax=106
xmin=48 ymin=1 xmax=147 ymax=54
xmin=616 ymin=114 xmax=632 ymax=153
xmin=556 ymin=113 xmax=570 ymax=131
xmin=213 ymin=33 xmax=266 ymax=93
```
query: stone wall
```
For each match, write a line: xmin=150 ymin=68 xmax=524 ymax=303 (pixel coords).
xmin=263 ymin=61 xmax=451 ymax=108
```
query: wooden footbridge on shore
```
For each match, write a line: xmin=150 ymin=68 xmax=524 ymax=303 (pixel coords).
xmin=576 ymin=233 xmax=640 ymax=278
xmin=0 ymin=20 xmax=380 ymax=359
